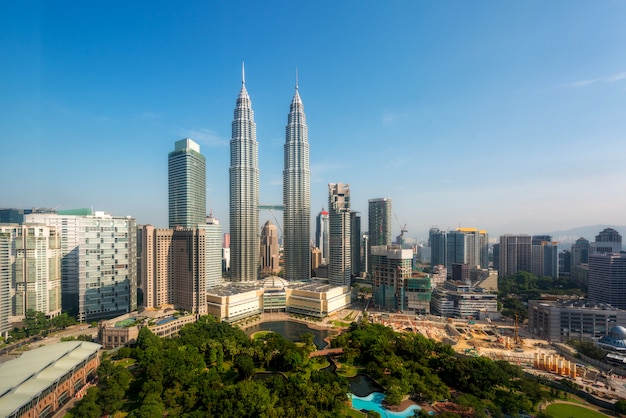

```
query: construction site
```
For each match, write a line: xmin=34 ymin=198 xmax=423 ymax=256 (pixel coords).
xmin=364 ymin=311 xmax=626 ymax=403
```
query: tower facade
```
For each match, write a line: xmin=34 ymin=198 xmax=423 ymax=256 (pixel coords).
xmin=328 ymin=183 xmax=351 ymax=287
xmin=498 ymin=234 xmax=532 ymax=277
xmin=588 ymin=252 xmax=626 ymax=309
xmin=283 ymin=83 xmax=311 ymax=281
xmin=229 ymin=68 xmax=259 ymax=282
xmin=168 ymin=138 xmax=206 ymax=228
xmin=260 ymin=220 xmax=280 ymax=275
xmin=200 ymin=213 xmax=223 ymax=290
xmin=368 ymin=198 xmax=392 ymax=247
xmin=315 ymin=209 xmax=329 ymax=264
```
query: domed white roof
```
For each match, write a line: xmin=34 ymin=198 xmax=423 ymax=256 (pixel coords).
xmin=262 ymin=276 xmax=289 ymax=289
xmin=611 ymin=326 xmax=626 ymax=338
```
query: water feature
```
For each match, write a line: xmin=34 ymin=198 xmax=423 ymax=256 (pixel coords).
xmin=350 ymin=392 xmax=421 ymax=418
xmin=348 ymin=373 xmax=384 ymax=397
xmin=244 ymin=320 xmax=335 ymax=349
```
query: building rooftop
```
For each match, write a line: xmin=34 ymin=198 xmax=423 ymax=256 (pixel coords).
xmin=0 ymin=341 xmax=101 ymax=416
xmin=207 ymin=283 xmax=260 ymax=296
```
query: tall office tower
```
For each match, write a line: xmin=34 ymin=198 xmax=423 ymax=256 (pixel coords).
xmin=531 ymin=237 xmax=558 ymax=278
xmin=200 ymin=213 xmax=223 ymax=289
xmin=315 ymin=209 xmax=329 ymax=264
xmin=0 ymin=230 xmax=12 ymax=338
xmin=498 ymin=235 xmax=532 ymax=277
xmin=492 ymin=243 xmax=500 ymax=271
xmin=26 ymin=211 xmax=137 ymax=321
xmin=429 ymin=227 xmax=447 ymax=267
xmin=328 ymin=183 xmax=351 ymax=287
xmin=559 ymin=250 xmax=571 ymax=277
xmin=361 ymin=233 xmax=369 ymax=274
xmin=168 ymin=138 xmax=206 ymax=228
xmin=571 ymin=237 xmax=590 ymax=268
xmin=588 ymin=252 xmax=626 ymax=309
xmin=173 ymin=228 xmax=207 ymax=314
xmin=283 ymin=81 xmax=311 ymax=281
xmin=446 ymin=228 xmax=489 ymax=273
xmin=350 ymin=211 xmax=362 ymax=277
xmin=260 ymin=220 xmax=280 ymax=275
xmin=368 ymin=198 xmax=392 ymax=247
xmin=229 ymin=67 xmax=259 ymax=282
xmin=141 ymin=226 xmax=174 ymax=309
xmin=592 ymin=228 xmax=623 ymax=254
xmin=0 ymin=224 xmax=61 ymax=319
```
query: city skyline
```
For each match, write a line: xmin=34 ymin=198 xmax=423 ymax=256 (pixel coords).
xmin=3 ymin=2 xmax=626 ymax=240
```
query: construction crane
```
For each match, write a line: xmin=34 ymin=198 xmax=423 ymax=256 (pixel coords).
xmin=394 ymin=213 xmax=408 ymax=245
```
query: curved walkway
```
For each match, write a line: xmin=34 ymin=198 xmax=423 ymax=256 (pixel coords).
xmin=309 ymin=347 xmax=344 ymax=358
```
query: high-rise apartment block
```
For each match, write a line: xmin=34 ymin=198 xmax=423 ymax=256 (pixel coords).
xmin=260 ymin=220 xmax=280 ymax=275
xmin=141 ymin=226 xmax=207 ymax=314
xmin=328 ymin=183 xmax=351 ymax=287
xmin=498 ymin=234 xmax=531 ymax=277
xmin=25 ymin=211 xmax=137 ymax=321
xmin=168 ymin=138 xmax=206 ymax=228
xmin=229 ymin=70 xmax=259 ymax=282
xmin=0 ymin=224 xmax=62 ymax=320
xmin=368 ymin=198 xmax=392 ymax=247
xmin=0 ymin=231 xmax=10 ymax=338
xmin=283 ymin=83 xmax=310 ymax=281
xmin=531 ymin=238 xmax=558 ymax=278
xmin=315 ymin=209 xmax=329 ymax=264
xmin=588 ymin=251 xmax=626 ymax=309
xmin=350 ymin=212 xmax=362 ymax=277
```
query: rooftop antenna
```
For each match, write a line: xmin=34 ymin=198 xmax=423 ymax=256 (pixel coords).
xmin=242 ymin=61 xmax=245 ymax=86
xmin=295 ymin=67 xmax=299 ymax=90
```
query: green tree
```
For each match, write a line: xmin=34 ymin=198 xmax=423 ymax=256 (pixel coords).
xmin=71 ymin=387 xmax=101 ymax=418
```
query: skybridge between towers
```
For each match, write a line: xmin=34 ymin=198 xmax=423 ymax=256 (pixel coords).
xmin=259 ymin=204 xmax=284 ymax=234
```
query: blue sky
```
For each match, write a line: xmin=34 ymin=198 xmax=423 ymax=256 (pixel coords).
xmin=2 ymin=1 xmax=626 ymax=241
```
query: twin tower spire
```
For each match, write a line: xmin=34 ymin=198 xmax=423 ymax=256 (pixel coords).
xmin=229 ymin=64 xmax=310 ymax=282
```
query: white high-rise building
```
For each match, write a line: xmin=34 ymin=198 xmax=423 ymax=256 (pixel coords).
xmin=201 ymin=213 xmax=223 ymax=289
xmin=229 ymin=65 xmax=259 ymax=282
xmin=283 ymin=80 xmax=311 ymax=281
xmin=315 ymin=209 xmax=329 ymax=264
xmin=26 ymin=211 xmax=137 ymax=322
xmin=328 ymin=183 xmax=351 ymax=287
xmin=0 ymin=230 xmax=12 ymax=338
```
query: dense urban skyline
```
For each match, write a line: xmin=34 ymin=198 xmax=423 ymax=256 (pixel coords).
xmin=2 ymin=2 xmax=626 ymax=239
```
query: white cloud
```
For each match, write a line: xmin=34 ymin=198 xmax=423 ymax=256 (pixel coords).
xmin=175 ymin=128 xmax=228 ymax=147
xmin=562 ymin=71 xmax=626 ymax=87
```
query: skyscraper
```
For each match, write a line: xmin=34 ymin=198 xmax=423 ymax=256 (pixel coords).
xmin=168 ymin=138 xmax=206 ymax=228
xmin=283 ymin=80 xmax=310 ymax=281
xmin=315 ymin=209 xmax=329 ymax=264
xmin=0 ymin=230 xmax=12 ymax=338
xmin=368 ymin=198 xmax=392 ymax=273
xmin=588 ymin=252 xmax=626 ymax=309
xmin=328 ymin=183 xmax=351 ymax=287
xmin=592 ymin=228 xmax=623 ymax=254
xmin=229 ymin=66 xmax=259 ymax=282
xmin=200 ymin=213 xmax=223 ymax=290
xmin=260 ymin=220 xmax=280 ymax=275
xmin=498 ymin=234 xmax=532 ymax=277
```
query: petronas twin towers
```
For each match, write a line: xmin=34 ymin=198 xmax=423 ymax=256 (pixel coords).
xmin=229 ymin=66 xmax=310 ymax=282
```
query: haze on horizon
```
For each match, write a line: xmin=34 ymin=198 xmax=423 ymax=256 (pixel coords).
xmin=2 ymin=1 xmax=626 ymax=241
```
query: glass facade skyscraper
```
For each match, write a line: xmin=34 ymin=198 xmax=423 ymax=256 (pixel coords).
xmin=328 ymin=183 xmax=351 ymax=287
xmin=229 ymin=69 xmax=259 ymax=282
xmin=168 ymin=138 xmax=206 ymax=228
xmin=283 ymin=83 xmax=310 ymax=281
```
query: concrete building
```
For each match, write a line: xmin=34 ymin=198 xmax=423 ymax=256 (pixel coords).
xmin=0 ymin=230 xmax=11 ymax=338
xmin=259 ymin=220 xmax=280 ymax=276
xmin=200 ymin=213 xmax=223 ymax=289
xmin=140 ymin=226 xmax=174 ymax=310
xmin=315 ymin=209 xmax=329 ymax=264
xmin=172 ymin=228 xmax=207 ymax=314
xmin=0 ymin=341 xmax=101 ymax=418
xmin=328 ymin=183 xmax=351 ymax=287
xmin=588 ymin=252 xmax=626 ymax=309
xmin=528 ymin=299 xmax=626 ymax=342
xmin=0 ymin=224 xmax=62 ymax=320
xmin=26 ymin=211 xmax=137 ymax=322
xmin=591 ymin=228 xmax=623 ymax=254
xmin=287 ymin=281 xmax=351 ymax=318
xmin=229 ymin=66 xmax=259 ymax=282
xmin=206 ymin=284 xmax=263 ymax=323
xmin=168 ymin=138 xmax=206 ymax=228
xmin=350 ymin=211 xmax=362 ymax=277
xmin=371 ymin=245 xmax=431 ymax=314
xmin=429 ymin=228 xmax=488 ymax=276
xmin=283 ymin=82 xmax=311 ymax=282
xmin=531 ymin=238 xmax=559 ymax=278
xmin=430 ymin=281 xmax=498 ymax=319
xmin=498 ymin=234 xmax=531 ymax=277
xmin=97 ymin=309 xmax=197 ymax=348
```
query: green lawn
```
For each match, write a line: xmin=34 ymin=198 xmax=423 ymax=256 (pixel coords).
xmin=546 ymin=403 xmax=611 ymax=418
xmin=252 ymin=330 xmax=273 ymax=339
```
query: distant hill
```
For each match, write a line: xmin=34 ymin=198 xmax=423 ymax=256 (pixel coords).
xmin=545 ymin=225 xmax=626 ymax=248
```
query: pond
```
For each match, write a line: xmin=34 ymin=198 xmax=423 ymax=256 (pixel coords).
xmin=350 ymin=392 xmax=421 ymax=418
xmin=244 ymin=320 xmax=335 ymax=349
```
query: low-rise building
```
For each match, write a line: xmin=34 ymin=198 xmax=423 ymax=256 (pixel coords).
xmin=97 ymin=308 xmax=197 ymax=349
xmin=430 ymin=281 xmax=498 ymax=319
xmin=528 ymin=299 xmax=626 ymax=342
xmin=0 ymin=341 xmax=101 ymax=418
xmin=287 ymin=281 xmax=350 ymax=317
